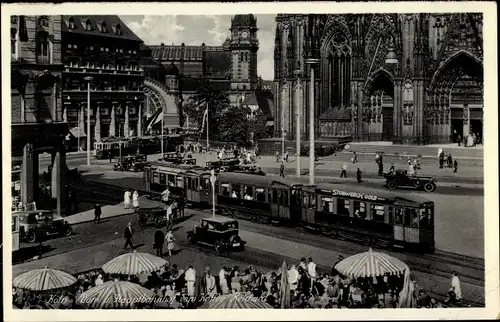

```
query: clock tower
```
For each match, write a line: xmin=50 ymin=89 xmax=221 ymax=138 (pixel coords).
xmin=230 ymin=14 xmax=259 ymax=91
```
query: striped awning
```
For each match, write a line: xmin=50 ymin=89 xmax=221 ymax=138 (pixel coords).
xmin=102 ymin=250 xmax=168 ymax=275
xmin=334 ymin=248 xmax=409 ymax=278
xmin=13 ymin=267 xmax=77 ymax=291
xmin=76 ymin=280 xmax=153 ymax=309
xmin=200 ymin=294 xmax=273 ymax=309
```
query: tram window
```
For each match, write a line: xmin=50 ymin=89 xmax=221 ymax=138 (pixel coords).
xmin=402 ymin=208 xmax=411 ymax=226
xmin=272 ymin=190 xmax=279 ymax=203
xmin=303 ymin=194 xmax=309 ymax=209
xmin=159 ymin=173 xmax=166 ymax=185
xmin=167 ymin=175 xmax=175 ymax=186
xmin=194 ymin=178 xmax=199 ymax=190
xmin=321 ymin=196 xmax=334 ymax=213
xmin=394 ymin=208 xmax=403 ymax=224
xmin=371 ymin=204 xmax=385 ymax=222
xmin=388 ymin=207 xmax=393 ymax=224
xmin=282 ymin=190 xmax=289 ymax=206
xmin=243 ymin=186 xmax=253 ymax=200
xmin=221 ymin=183 xmax=230 ymax=196
xmin=419 ymin=209 xmax=427 ymax=226
xmin=337 ymin=198 xmax=350 ymax=216
xmin=426 ymin=206 xmax=433 ymax=225
xmin=153 ymin=172 xmax=159 ymax=184
xmin=409 ymin=208 xmax=419 ymax=227
xmin=310 ymin=195 xmax=316 ymax=208
xmin=176 ymin=175 xmax=184 ymax=188
xmin=353 ymin=201 xmax=366 ymax=219
xmin=256 ymin=188 xmax=265 ymax=202
xmin=232 ymin=184 xmax=241 ymax=198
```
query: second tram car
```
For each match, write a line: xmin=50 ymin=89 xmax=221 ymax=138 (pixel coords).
xmin=94 ymin=135 xmax=184 ymax=159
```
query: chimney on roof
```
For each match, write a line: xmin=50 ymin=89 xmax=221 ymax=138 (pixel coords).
xmin=181 ymin=43 xmax=185 ymax=47
xmin=161 ymin=43 xmax=165 ymax=47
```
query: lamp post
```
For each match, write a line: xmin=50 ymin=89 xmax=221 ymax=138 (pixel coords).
xmin=84 ymin=76 xmax=93 ymax=166
xmin=305 ymin=59 xmax=319 ymax=185
xmin=210 ymin=169 xmax=216 ymax=217
xmin=293 ymin=70 xmax=302 ymax=177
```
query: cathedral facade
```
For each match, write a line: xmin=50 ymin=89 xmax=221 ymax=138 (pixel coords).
xmin=273 ymin=13 xmax=483 ymax=145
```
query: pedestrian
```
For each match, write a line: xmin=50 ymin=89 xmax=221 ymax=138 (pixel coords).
xmin=219 ymin=266 xmax=230 ymax=294
xmin=109 ymin=152 xmax=113 ymax=163
xmin=439 ymin=150 xmax=445 ymax=169
xmin=123 ymin=222 xmax=134 ymax=249
xmin=93 ymin=204 xmax=102 ymax=224
xmin=340 ymin=163 xmax=347 ymax=178
xmin=378 ymin=162 xmax=384 ymax=176
xmin=276 ymin=151 xmax=280 ymax=163
xmin=351 ymin=151 xmax=358 ymax=163
xmin=307 ymin=257 xmax=317 ymax=293
xmin=457 ymin=134 xmax=462 ymax=147
xmin=447 ymin=154 xmax=453 ymax=168
xmin=132 ymin=190 xmax=139 ymax=209
xmin=165 ymin=229 xmax=175 ymax=257
xmin=408 ymin=163 xmax=415 ymax=176
xmin=389 ymin=163 xmax=395 ymax=174
xmin=356 ymin=168 xmax=362 ymax=183
xmin=164 ymin=204 xmax=172 ymax=230
xmin=450 ymin=271 xmax=462 ymax=301
xmin=453 ymin=159 xmax=458 ymax=173
xmin=280 ymin=162 xmax=285 ymax=178
xmin=185 ymin=265 xmax=197 ymax=297
xmin=124 ymin=190 xmax=131 ymax=209
xmin=201 ymin=265 xmax=217 ymax=297
xmin=161 ymin=187 xmax=170 ymax=204
xmin=153 ymin=228 xmax=165 ymax=257
xmin=284 ymin=151 xmax=289 ymax=162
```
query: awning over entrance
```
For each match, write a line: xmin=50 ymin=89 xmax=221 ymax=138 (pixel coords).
xmin=69 ymin=127 xmax=87 ymax=138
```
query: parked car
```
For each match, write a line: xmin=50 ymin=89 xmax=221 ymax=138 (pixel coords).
xmin=114 ymin=155 xmax=146 ymax=172
xmin=384 ymin=170 xmax=437 ymax=192
xmin=17 ymin=210 xmax=73 ymax=243
xmin=186 ymin=217 xmax=245 ymax=252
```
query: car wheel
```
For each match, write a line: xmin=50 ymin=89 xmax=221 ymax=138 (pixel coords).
xmin=424 ymin=182 xmax=436 ymax=193
xmin=26 ymin=231 xmax=37 ymax=243
xmin=214 ymin=240 xmax=223 ymax=253
xmin=64 ymin=226 xmax=73 ymax=237
xmin=387 ymin=181 xmax=398 ymax=190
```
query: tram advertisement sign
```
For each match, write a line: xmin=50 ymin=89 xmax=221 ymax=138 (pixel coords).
xmin=319 ymin=189 xmax=385 ymax=202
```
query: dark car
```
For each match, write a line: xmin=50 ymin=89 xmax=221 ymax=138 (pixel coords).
xmin=384 ymin=170 xmax=437 ymax=192
xmin=114 ymin=155 xmax=146 ymax=172
xmin=300 ymin=144 xmax=344 ymax=157
xmin=163 ymin=152 xmax=182 ymax=163
xmin=206 ymin=158 xmax=240 ymax=170
xmin=186 ymin=217 xmax=245 ymax=252
xmin=17 ymin=210 xmax=73 ymax=243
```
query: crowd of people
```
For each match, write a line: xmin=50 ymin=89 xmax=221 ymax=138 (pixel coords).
xmin=13 ymin=255 xmax=463 ymax=310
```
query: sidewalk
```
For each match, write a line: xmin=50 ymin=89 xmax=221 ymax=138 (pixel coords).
xmin=64 ymin=197 xmax=158 ymax=225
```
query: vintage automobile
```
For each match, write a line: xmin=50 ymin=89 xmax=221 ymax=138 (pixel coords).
xmin=384 ymin=170 xmax=437 ymax=192
xmin=300 ymin=144 xmax=344 ymax=157
xmin=17 ymin=209 xmax=73 ymax=243
xmin=206 ymin=158 xmax=240 ymax=170
xmin=114 ymin=155 xmax=147 ymax=172
xmin=162 ymin=152 xmax=182 ymax=163
xmin=186 ymin=217 xmax=245 ymax=252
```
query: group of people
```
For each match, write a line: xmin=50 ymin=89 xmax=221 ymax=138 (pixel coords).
xmin=12 ymin=255 xmax=463 ymax=310
xmin=438 ymin=149 xmax=458 ymax=173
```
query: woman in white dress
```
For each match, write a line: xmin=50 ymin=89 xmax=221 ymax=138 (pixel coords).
xmin=132 ymin=191 xmax=139 ymax=209
xmin=124 ymin=190 xmax=131 ymax=209
xmin=165 ymin=230 xmax=175 ymax=257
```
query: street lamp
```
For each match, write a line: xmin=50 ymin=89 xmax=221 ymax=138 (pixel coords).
xmin=305 ymin=59 xmax=319 ymax=185
xmin=210 ymin=169 xmax=216 ymax=217
xmin=84 ymin=76 xmax=93 ymax=166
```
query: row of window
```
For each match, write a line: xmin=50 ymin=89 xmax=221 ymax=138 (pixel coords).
xmin=66 ymin=106 xmax=139 ymax=117
xmin=67 ymin=17 xmax=122 ymax=36
xmin=66 ymin=44 xmax=137 ymax=55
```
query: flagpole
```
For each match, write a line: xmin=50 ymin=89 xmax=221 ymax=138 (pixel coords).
xmin=206 ymin=102 xmax=209 ymax=157
xmin=161 ymin=113 xmax=164 ymax=155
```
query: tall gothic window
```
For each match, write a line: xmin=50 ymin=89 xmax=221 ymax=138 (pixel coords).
xmin=36 ymin=31 xmax=50 ymax=64
xmin=324 ymin=32 xmax=351 ymax=109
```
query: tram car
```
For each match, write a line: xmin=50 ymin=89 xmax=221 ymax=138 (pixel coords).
xmin=94 ymin=135 xmax=184 ymax=159
xmin=144 ymin=161 xmax=212 ymax=205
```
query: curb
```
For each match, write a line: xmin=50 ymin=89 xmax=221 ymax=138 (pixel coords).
xmin=66 ymin=211 xmax=134 ymax=226
xmin=337 ymin=151 xmax=483 ymax=161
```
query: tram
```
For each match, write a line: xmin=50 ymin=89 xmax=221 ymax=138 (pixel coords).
xmin=144 ymin=161 xmax=212 ymax=205
xmin=143 ymin=164 xmax=435 ymax=251
xmin=94 ymin=135 xmax=184 ymax=159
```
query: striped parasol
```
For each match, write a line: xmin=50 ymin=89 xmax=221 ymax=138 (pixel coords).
xmin=200 ymin=294 xmax=273 ymax=309
xmin=102 ymin=250 xmax=168 ymax=275
xmin=76 ymin=280 xmax=153 ymax=309
xmin=334 ymin=248 xmax=409 ymax=278
xmin=13 ymin=267 xmax=77 ymax=291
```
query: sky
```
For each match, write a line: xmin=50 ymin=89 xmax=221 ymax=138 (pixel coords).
xmin=120 ymin=15 xmax=276 ymax=80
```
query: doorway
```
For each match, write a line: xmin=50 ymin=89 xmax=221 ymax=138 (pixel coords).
xmin=451 ymin=119 xmax=463 ymax=143
xmin=470 ymin=119 xmax=483 ymax=143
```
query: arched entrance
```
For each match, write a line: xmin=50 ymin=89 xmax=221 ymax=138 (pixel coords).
xmin=364 ymin=69 xmax=395 ymax=141
xmin=143 ymin=78 xmax=180 ymax=134
xmin=428 ymin=51 xmax=483 ymax=143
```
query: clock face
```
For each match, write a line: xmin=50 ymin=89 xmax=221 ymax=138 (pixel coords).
xmin=241 ymin=31 xmax=249 ymax=39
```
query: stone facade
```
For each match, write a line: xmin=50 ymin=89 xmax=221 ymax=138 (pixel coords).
xmin=274 ymin=14 xmax=483 ymax=144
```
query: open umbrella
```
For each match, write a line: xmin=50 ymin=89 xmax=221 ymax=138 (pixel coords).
xmin=334 ymin=248 xmax=409 ymax=278
xmin=279 ymin=261 xmax=290 ymax=308
xmin=13 ymin=267 xmax=77 ymax=291
xmin=102 ymin=250 xmax=168 ymax=275
xmin=76 ymin=280 xmax=154 ymax=309
xmin=200 ymin=294 xmax=273 ymax=309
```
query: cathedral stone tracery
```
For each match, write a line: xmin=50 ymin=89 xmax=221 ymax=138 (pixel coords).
xmin=274 ymin=13 xmax=483 ymax=144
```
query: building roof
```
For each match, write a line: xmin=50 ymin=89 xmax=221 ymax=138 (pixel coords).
xmin=231 ymin=14 xmax=257 ymax=28
xmin=62 ymin=15 xmax=143 ymax=42
xmin=149 ymin=45 xmax=225 ymax=62
xmin=319 ymin=107 xmax=352 ymax=121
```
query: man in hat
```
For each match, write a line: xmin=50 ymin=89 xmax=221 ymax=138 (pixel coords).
xmin=94 ymin=204 xmax=102 ymax=224
xmin=124 ymin=222 xmax=134 ymax=249
xmin=153 ymin=228 xmax=165 ymax=257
